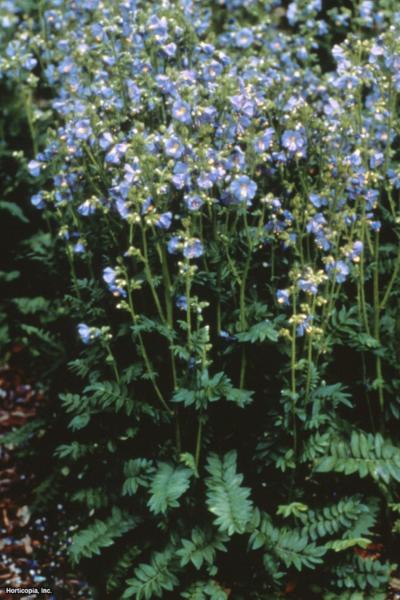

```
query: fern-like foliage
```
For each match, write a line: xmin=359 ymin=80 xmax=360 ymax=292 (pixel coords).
xmin=315 ymin=431 xmax=400 ymax=484
xmin=205 ymin=451 xmax=253 ymax=535
xmin=176 ymin=527 xmax=228 ymax=570
xmin=123 ymin=549 xmax=179 ymax=599
xmin=182 ymin=580 xmax=229 ymax=600
xmin=1 ymin=418 xmax=45 ymax=447
xmin=249 ymin=511 xmax=326 ymax=570
xmin=297 ymin=496 xmax=379 ymax=541
xmin=123 ymin=458 xmax=154 ymax=495
xmin=332 ymin=555 xmax=393 ymax=592
xmin=69 ymin=507 xmax=140 ymax=564
xmin=84 ymin=381 xmax=135 ymax=414
xmin=106 ymin=546 xmax=143 ymax=594
xmin=71 ymin=487 xmax=110 ymax=510
xmin=147 ymin=463 xmax=192 ymax=514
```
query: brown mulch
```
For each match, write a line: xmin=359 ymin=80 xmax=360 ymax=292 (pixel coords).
xmin=0 ymin=366 xmax=92 ymax=600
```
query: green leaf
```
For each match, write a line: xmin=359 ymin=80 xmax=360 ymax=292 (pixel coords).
xmin=177 ymin=528 xmax=228 ymax=570
xmin=0 ymin=200 xmax=28 ymax=223
xmin=124 ymin=550 xmax=178 ymax=599
xmin=148 ymin=463 xmax=192 ymax=514
xmin=314 ymin=432 xmax=400 ymax=484
xmin=205 ymin=451 xmax=253 ymax=535
xmin=69 ymin=508 xmax=139 ymax=564
xmin=236 ymin=319 xmax=279 ymax=343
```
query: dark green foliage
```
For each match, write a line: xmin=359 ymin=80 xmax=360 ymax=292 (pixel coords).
xmin=69 ymin=508 xmax=140 ymax=564
xmin=2 ymin=1 xmax=400 ymax=599
xmin=205 ymin=451 xmax=253 ymax=535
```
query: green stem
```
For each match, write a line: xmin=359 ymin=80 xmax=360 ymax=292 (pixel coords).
xmin=239 ymin=253 xmax=251 ymax=389
xmin=373 ymin=231 xmax=384 ymax=416
xmin=23 ymin=90 xmax=38 ymax=156
xmin=291 ymin=293 xmax=298 ymax=458
xmin=66 ymin=245 xmax=81 ymax=300
xmin=380 ymin=246 xmax=400 ymax=310
xmin=104 ymin=340 xmax=120 ymax=383
xmin=125 ymin=275 xmax=172 ymax=415
xmin=195 ymin=415 xmax=203 ymax=468
xmin=141 ymin=227 xmax=166 ymax=322
xmin=305 ymin=296 xmax=317 ymax=403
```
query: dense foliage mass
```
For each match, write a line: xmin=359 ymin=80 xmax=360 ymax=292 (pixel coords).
xmin=2 ymin=0 xmax=400 ymax=597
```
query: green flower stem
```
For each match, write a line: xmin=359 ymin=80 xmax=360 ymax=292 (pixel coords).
xmin=185 ymin=265 xmax=192 ymax=351
xmin=124 ymin=273 xmax=172 ymax=416
xmin=239 ymin=211 xmax=253 ymax=389
xmin=160 ymin=243 xmax=177 ymax=385
xmin=359 ymin=219 xmax=371 ymax=336
xmin=65 ymin=244 xmax=81 ymax=300
xmin=103 ymin=340 xmax=120 ymax=384
xmin=239 ymin=253 xmax=251 ymax=390
xmin=141 ymin=226 xmax=166 ymax=322
xmin=384 ymin=78 xmax=396 ymax=218
xmin=291 ymin=291 xmax=298 ymax=458
xmin=23 ymin=89 xmax=38 ymax=157
xmin=373 ymin=231 xmax=385 ymax=415
xmin=195 ymin=414 xmax=203 ymax=469
xmin=156 ymin=239 xmax=180 ymax=450
xmin=305 ymin=295 xmax=317 ymax=403
xmin=83 ymin=142 xmax=108 ymax=190
xmin=380 ymin=246 xmax=400 ymax=311
xmin=361 ymin=350 xmax=376 ymax=433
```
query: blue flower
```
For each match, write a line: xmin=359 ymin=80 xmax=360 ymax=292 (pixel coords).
xmin=127 ymin=80 xmax=142 ymax=103
xmin=219 ymin=330 xmax=237 ymax=341
xmin=298 ymin=279 xmax=318 ymax=295
xmin=326 ymin=260 xmax=350 ymax=284
xmin=176 ymin=295 xmax=188 ymax=311
xmin=164 ymin=135 xmax=185 ymax=159
xmin=197 ymin=172 xmax=214 ymax=190
xmin=73 ymin=242 xmax=85 ymax=254
xmin=77 ymin=199 xmax=96 ymax=216
xmin=105 ymin=143 xmax=128 ymax=164
xmin=162 ymin=42 xmax=177 ymax=57
xmin=276 ymin=289 xmax=290 ymax=305
xmin=309 ymin=193 xmax=327 ymax=208
xmin=172 ymin=98 xmax=192 ymax=124
xmin=202 ymin=60 xmax=223 ymax=81
xmin=155 ymin=75 xmax=176 ymax=95
xmin=370 ymin=152 xmax=384 ymax=169
xmin=167 ymin=236 xmax=181 ymax=254
xmin=156 ymin=211 xmax=173 ymax=230
xmin=253 ymin=128 xmax=274 ymax=153
xmin=281 ymin=130 xmax=307 ymax=154
xmin=184 ymin=194 xmax=204 ymax=211
xmin=347 ymin=241 xmax=363 ymax=262
xmin=31 ymin=193 xmax=45 ymax=209
xmin=183 ymin=238 xmax=204 ymax=259
xmin=75 ymin=119 xmax=92 ymax=140
xmin=116 ymin=197 xmax=130 ymax=219
xmin=228 ymin=175 xmax=257 ymax=204
xmin=99 ymin=132 xmax=114 ymax=150
xmin=23 ymin=56 xmax=37 ymax=71
xmin=297 ymin=315 xmax=313 ymax=337
xmin=78 ymin=323 xmax=92 ymax=344
xmin=103 ymin=267 xmax=126 ymax=297
xmin=103 ymin=267 xmax=117 ymax=285
xmin=141 ymin=196 xmax=153 ymax=215
xmin=196 ymin=106 xmax=217 ymax=125
xmin=27 ymin=160 xmax=43 ymax=177
xmin=147 ymin=15 xmax=168 ymax=44
xmin=172 ymin=161 xmax=191 ymax=189
xmin=235 ymin=28 xmax=254 ymax=49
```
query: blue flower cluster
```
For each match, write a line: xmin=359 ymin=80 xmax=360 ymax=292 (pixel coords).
xmin=6 ymin=0 xmax=399 ymax=344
